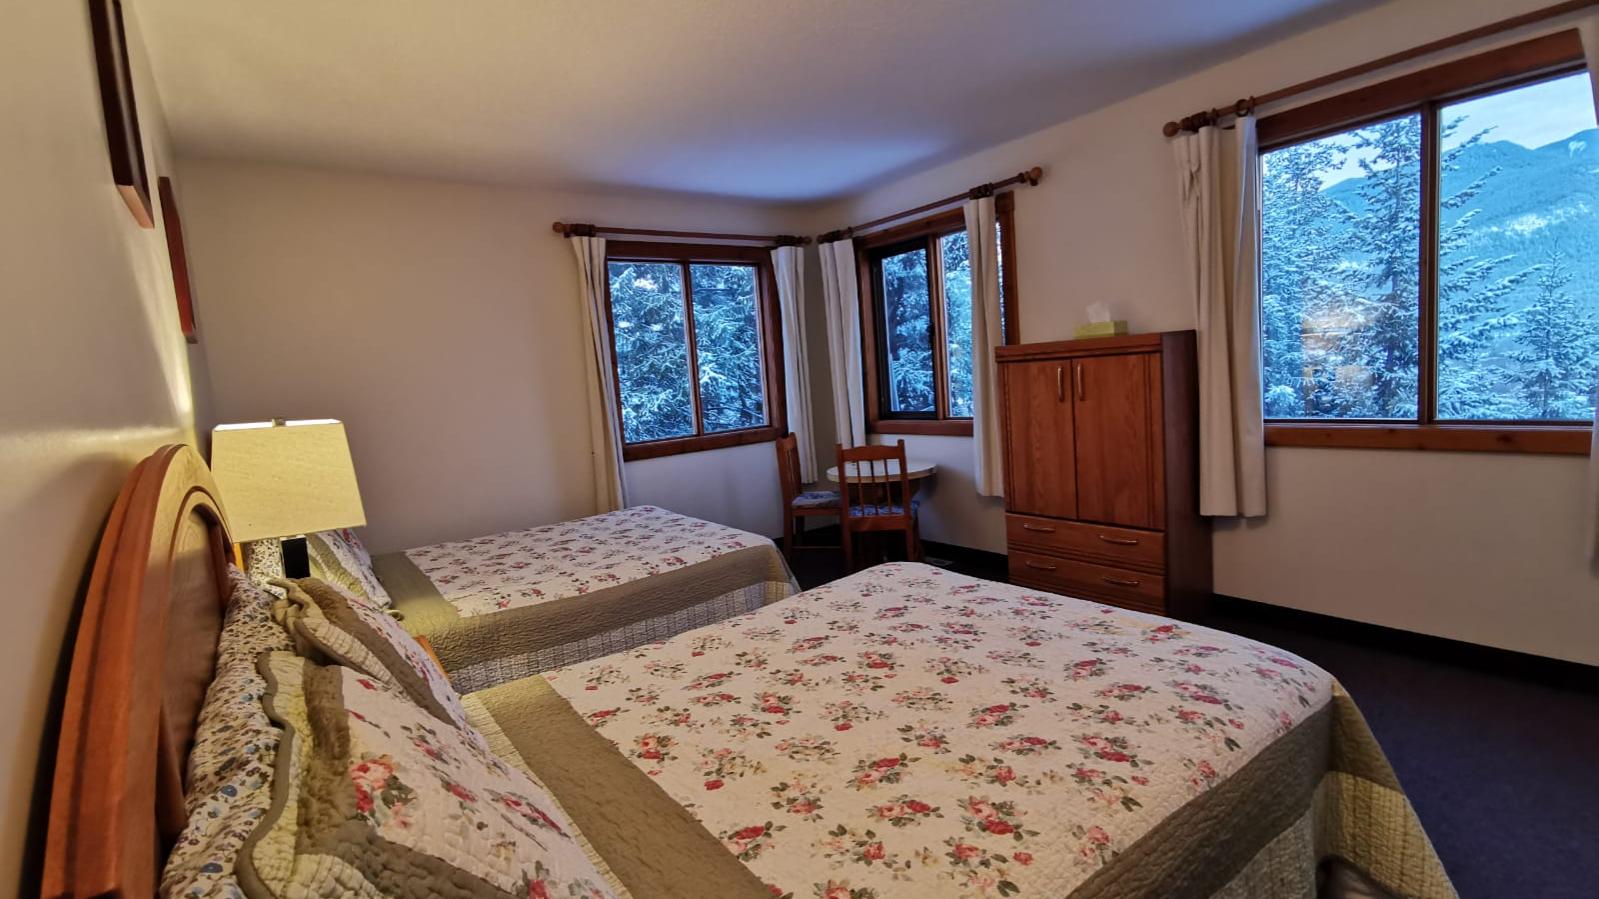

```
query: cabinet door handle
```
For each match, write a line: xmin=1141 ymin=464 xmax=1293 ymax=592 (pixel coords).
xmin=1024 ymin=560 xmax=1059 ymax=572
xmin=1075 ymin=364 xmax=1086 ymax=400
xmin=1055 ymin=366 xmax=1064 ymax=402
xmin=1021 ymin=523 xmax=1057 ymax=533
xmin=1101 ymin=575 xmax=1141 ymax=588
xmin=1097 ymin=535 xmax=1139 ymax=546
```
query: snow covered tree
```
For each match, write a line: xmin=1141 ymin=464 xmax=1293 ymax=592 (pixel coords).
xmin=879 ymin=248 xmax=935 ymax=412
xmin=608 ymin=262 xmax=694 ymax=442
xmin=1259 ymin=137 xmax=1356 ymax=417
xmin=1343 ymin=116 xmax=1422 ymax=419
xmin=606 ymin=261 xmax=768 ymax=442
xmin=1507 ymin=249 xmax=1599 ymax=420
xmin=688 ymin=263 xmax=765 ymax=433
xmin=941 ymin=231 xmax=974 ymax=417
xmin=1435 ymin=121 xmax=1531 ymax=419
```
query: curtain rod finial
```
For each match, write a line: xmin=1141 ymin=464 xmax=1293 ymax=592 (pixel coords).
xmin=1161 ymin=121 xmax=1181 ymax=137
xmin=1024 ymin=166 xmax=1043 ymax=186
xmin=551 ymin=221 xmax=567 ymax=235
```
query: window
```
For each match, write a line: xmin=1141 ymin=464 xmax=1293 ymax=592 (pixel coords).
xmin=858 ymin=192 xmax=1018 ymax=436
xmin=1259 ymin=32 xmax=1597 ymax=454
xmin=604 ymin=242 xmax=784 ymax=459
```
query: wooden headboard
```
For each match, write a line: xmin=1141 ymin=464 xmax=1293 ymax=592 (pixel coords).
xmin=41 ymin=445 xmax=233 ymax=899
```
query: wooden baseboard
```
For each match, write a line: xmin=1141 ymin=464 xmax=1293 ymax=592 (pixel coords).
xmin=920 ymin=539 xmax=1008 ymax=574
xmin=1210 ymin=594 xmax=1598 ymax=692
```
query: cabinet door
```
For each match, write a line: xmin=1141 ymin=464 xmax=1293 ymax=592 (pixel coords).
xmin=1072 ymin=353 xmax=1158 ymax=528
xmin=1000 ymin=360 xmax=1077 ymax=518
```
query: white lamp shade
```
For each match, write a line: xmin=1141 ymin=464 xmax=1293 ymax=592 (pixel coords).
xmin=210 ymin=419 xmax=367 ymax=543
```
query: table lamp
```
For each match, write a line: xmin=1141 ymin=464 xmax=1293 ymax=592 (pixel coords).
xmin=210 ymin=418 xmax=366 ymax=580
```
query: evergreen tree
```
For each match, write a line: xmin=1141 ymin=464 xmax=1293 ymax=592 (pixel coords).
xmin=1508 ymin=249 xmax=1599 ymax=419
xmin=687 ymin=263 xmax=765 ymax=433
xmin=606 ymin=262 xmax=768 ymax=441
xmin=941 ymin=231 xmax=974 ymax=418
xmin=1344 ymin=116 xmax=1421 ymax=418
xmin=1259 ymin=138 xmax=1356 ymax=417
xmin=609 ymin=262 xmax=695 ymax=442
xmin=1435 ymin=120 xmax=1530 ymax=419
xmin=879 ymin=248 xmax=934 ymax=412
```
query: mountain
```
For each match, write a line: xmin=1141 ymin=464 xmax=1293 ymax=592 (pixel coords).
xmin=1320 ymin=128 xmax=1599 ymax=317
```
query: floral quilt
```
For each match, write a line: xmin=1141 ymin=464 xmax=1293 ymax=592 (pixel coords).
xmin=545 ymin=563 xmax=1333 ymax=899
xmin=406 ymin=505 xmax=775 ymax=618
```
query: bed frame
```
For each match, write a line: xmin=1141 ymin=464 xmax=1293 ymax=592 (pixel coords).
xmin=41 ymin=445 xmax=233 ymax=899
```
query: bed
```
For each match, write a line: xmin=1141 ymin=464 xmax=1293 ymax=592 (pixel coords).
xmin=313 ymin=504 xmax=800 ymax=692
xmin=43 ymin=445 xmax=1456 ymax=899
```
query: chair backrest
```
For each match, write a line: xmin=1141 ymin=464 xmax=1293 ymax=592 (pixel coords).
xmin=774 ymin=433 xmax=802 ymax=505
xmin=835 ymin=440 xmax=911 ymax=523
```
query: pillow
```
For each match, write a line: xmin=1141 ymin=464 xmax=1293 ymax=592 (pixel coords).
xmin=305 ymin=528 xmax=392 ymax=608
xmin=273 ymin=577 xmax=474 ymax=740
xmin=238 ymin=652 xmax=619 ymax=899
xmin=161 ymin=566 xmax=293 ymax=899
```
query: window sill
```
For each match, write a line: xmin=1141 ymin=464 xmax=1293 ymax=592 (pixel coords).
xmin=622 ymin=426 xmax=781 ymax=462
xmin=869 ymin=419 xmax=974 ymax=438
xmin=1264 ymin=423 xmax=1591 ymax=455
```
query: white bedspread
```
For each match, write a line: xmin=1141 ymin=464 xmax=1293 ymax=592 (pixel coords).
xmin=405 ymin=505 xmax=774 ymax=617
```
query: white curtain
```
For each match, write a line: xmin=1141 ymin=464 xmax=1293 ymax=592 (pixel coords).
xmin=772 ymin=245 xmax=818 ymax=482
xmin=819 ymin=238 xmax=866 ymax=448
xmin=1583 ymin=14 xmax=1599 ymax=566
xmin=1173 ymin=117 xmax=1267 ymax=518
xmin=964 ymin=196 xmax=1005 ymax=496
xmin=570 ymin=235 xmax=628 ymax=512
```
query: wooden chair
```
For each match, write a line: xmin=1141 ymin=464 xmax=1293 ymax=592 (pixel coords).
xmin=836 ymin=440 xmax=921 ymax=572
xmin=774 ymin=432 xmax=840 ymax=559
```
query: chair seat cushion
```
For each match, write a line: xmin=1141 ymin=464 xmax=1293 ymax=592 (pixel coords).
xmin=848 ymin=496 xmax=922 ymax=517
xmin=791 ymin=489 xmax=840 ymax=510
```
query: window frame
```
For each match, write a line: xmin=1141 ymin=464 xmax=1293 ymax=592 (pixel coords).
xmin=1258 ymin=30 xmax=1592 ymax=455
xmin=603 ymin=241 xmax=787 ymax=461
xmin=856 ymin=191 xmax=1019 ymax=437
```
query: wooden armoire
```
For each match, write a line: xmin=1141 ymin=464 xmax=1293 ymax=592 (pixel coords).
xmin=996 ymin=331 xmax=1211 ymax=619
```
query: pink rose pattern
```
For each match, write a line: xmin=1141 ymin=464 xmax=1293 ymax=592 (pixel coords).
xmin=330 ymin=665 xmax=616 ymax=898
xmin=405 ymin=505 xmax=780 ymax=617
xmin=547 ymin=563 xmax=1330 ymax=898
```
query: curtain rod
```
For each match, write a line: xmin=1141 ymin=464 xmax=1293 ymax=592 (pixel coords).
xmin=551 ymin=222 xmax=810 ymax=246
xmin=1161 ymin=0 xmax=1599 ymax=136
xmin=817 ymin=166 xmax=1043 ymax=244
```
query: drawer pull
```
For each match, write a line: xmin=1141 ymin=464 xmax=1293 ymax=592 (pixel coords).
xmin=1101 ymin=575 xmax=1142 ymax=588
xmin=1097 ymin=534 xmax=1140 ymax=546
xmin=1024 ymin=560 xmax=1059 ymax=572
xmin=1021 ymin=523 xmax=1057 ymax=533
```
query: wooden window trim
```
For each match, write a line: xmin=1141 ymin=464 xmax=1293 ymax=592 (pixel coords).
xmin=1265 ymin=423 xmax=1590 ymax=455
xmin=1258 ymin=31 xmax=1594 ymax=455
xmin=857 ymin=192 xmax=1018 ymax=438
xmin=604 ymin=241 xmax=787 ymax=462
xmin=1258 ymin=31 xmax=1585 ymax=149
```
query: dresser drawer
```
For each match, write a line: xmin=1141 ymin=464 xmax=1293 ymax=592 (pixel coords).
xmin=1005 ymin=514 xmax=1164 ymax=571
xmin=1008 ymin=550 xmax=1166 ymax=614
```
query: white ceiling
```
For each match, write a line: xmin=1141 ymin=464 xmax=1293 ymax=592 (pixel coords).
xmin=137 ymin=0 xmax=1382 ymax=202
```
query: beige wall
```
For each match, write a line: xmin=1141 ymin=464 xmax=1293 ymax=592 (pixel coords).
xmin=810 ymin=0 xmax=1599 ymax=664
xmin=180 ymin=160 xmax=813 ymax=552
xmin=0 ymin=3 xmax=206 ymax=891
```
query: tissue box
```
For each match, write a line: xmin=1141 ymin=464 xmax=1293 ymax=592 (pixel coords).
xmin=1074 ymin=321 xmax=1128 ymax=338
